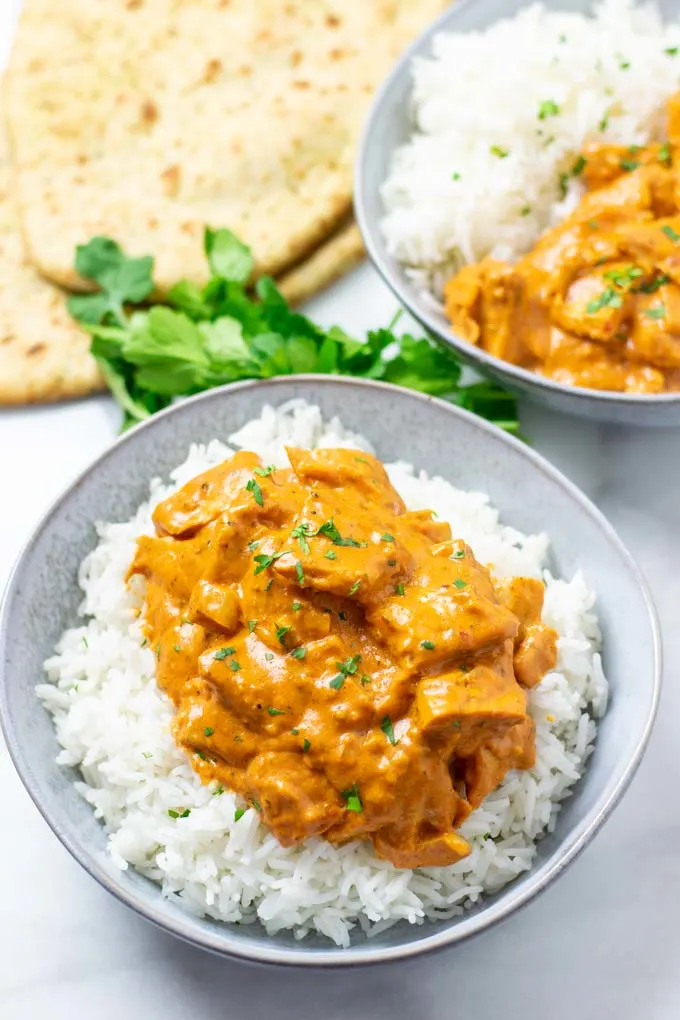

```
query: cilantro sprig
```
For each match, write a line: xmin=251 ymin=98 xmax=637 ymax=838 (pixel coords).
xmin=68 ymin=228 xmax=519 ymax=434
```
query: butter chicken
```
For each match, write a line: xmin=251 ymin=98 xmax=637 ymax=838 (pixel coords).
xmin=444 ymin=92 xmax=680 ymax=393
xmin=129 ymin=448 xmax=556 ymax=869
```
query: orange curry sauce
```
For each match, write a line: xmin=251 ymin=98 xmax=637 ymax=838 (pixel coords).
xmin=444 ymin=92 xmax=680 ymax=393
xmin=129 ymin=448 xmax=556 ymax=869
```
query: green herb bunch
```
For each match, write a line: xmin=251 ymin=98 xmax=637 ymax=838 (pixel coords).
xmin=67 ymin=227 xmax=518 ymax=434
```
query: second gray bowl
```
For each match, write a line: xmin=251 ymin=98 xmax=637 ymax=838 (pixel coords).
xmin=354 ymin=0 xmax=680 ymax=426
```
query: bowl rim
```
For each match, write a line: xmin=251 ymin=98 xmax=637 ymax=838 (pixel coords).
xmin=0 ymin=375 xmax=663 ymax=967
xmin=353 ymin=0 xmax=680 ymax=410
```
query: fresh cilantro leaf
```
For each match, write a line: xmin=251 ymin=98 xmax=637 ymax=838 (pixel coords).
xmin=204 ymin=228 xmax=254 ymax=283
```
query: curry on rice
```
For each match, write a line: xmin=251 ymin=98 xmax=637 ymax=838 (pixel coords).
xmin=444 ymin=92 xmax=680 ymax=393
xmin=129 ymin=447 xmax=557 ymax=869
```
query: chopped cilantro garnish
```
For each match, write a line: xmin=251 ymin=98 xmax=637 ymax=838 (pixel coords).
xmin=451 ymin=172 xmax=461 ymax=181
xmin=329 ymin=674 xmax=345 ymax=690
xmin=387 ymin=558 xmax=397 ymax=567
xmin=173 ymin=644 xmax=181 ymax=653
xmin=291 ymin=646 xmax=307 ymax=660
xmin=267 ymin=707 xmax=285 ymax=716
xmin=342 ymin=784 xmax=363 ymax=813
xmin=265 ymin=651 xmax=274 ymax=661
xmin=325 ymin=550 xmax=337 ymax=560
xmin=538 ymin=99 xmax=559 ymax=119
xmin=318 ymin=518 xmax=363 ymax=547
xmin=214 ymin=646 xmax=236 ymax=660
xmin=571 ymin=155 xmax=587 ymax=176
xmin=245 ymin=478 xmax=263 ymax=506
xmin=248 ymin=619 xmax=258 ymax=633
xmin=252 ymin=800 xmax=262 ymax=812
xmin=586 ymin=287 xmax=623 ymax=314
xmin=381 ymin=533 xmax=395 ymax=543
xmin=659 ymin=143 xmax=672 ymax=167
xmin=381 ymin=715 xmax=398 ymax=745
xmin=234 ymin=808 xmax=246 ymax=821
xmin=276 ymin=624 xmax=291 ymax=646
xmin=264 ymin=578 xmax=274 ymax=592
xmin=291 ymin=522 xmax=314 ymax=554
xmin=453 ymin=549 xmax=465 ymax=559
xmin=168 ymin=809 xmax=179 ymax=818
xmin=490 ymin=145 xmax=509 ymax=158
xmin=254 ymin=464 xmax=275 ymax=477
xmin=204 ymin=727 xmax=214 ymax=736
xmin=644 ymin=305 xmax=666 ymax=319
xmin=253 ymin=551 xmax=283 ymax=575
xmin=295 ymin=561 xmax=305 ymax=586
xmin=302 ymin=739 xmax=311 ymax=753
xmin=421 ymin=640 xmax=436 ymax=650
xmin=637 ymin=275 xmax=669 ymax=294
xmin=662 ymin=224 xmax=680 ymax=242
xmin=230 ymin=659 xmax=241 ymax=671
xmin=291 ymin=728 xmax=300 ymax=735
xmin=454 ymin=578 xmax=468 ymax=590
xmin=348 ymin=580 xmax=361 ymax=596
xmin=396 ymin=583 xmax=405 ymax=596
xmin=619 ymin=159 xmax=639 ymax=172
xmin=248 ymin=540 xmax=259 ymax=552
xmin=360 ymin=674 xmax=371 ymax=685
xmin=666 ymin=46 xmax=678 ymax=55
xmin=292 ymin=601 xmax=302 ymax=611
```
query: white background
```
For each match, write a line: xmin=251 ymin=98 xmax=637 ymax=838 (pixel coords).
xmin=1 ymin=3 xmax=679 ymax=1017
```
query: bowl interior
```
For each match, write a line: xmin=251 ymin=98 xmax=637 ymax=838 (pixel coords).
xmin=0 ymin=377 xmax=659 ymax=965
xmin=354 ymin=0 xmax=680 ymax=423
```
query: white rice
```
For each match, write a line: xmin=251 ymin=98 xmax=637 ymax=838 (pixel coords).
xmin=38 ymin=402 xmax=608 ymax=947
xmin=380 ymin=0 xmax=680 ymax=299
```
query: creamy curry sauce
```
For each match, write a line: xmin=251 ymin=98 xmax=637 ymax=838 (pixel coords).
xmin=129 ymin=448 xmax=556 ymax=869
xmin=444 ymin=92 xmax=680 ymax=393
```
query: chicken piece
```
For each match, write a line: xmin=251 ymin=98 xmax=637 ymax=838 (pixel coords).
xmin=581 ymin=142 xmax=667 ymax=190
xmin=496 ymin=577 xmax=557 ymax=689
xmin=152 ymin=451 xmax=262 ymax=536
xmin=367 ymin=541 xmax=519 ymax=671
xmin=188 ymin=580 xmax=240 ymax=633
xmin=478 ymin=261 xmax=525 ymax=363
xmin=246 ymin=751 xmax=345 ymax=843
xmin=287 ymin=447 xmax=406 ymax=517
xmin=628 ymin=282 xmax=680 ymax=368
xmin=552 ymin=261 xmax=634 ymax=343
xmin=444 ymin=262 xmax=485 ymax=344
xmin=416 ymin=641 xmax=527 ymax=737
xmin=463 ymin=716 xmax=536 ymax=808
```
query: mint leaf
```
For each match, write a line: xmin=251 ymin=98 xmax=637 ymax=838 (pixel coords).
xmin=204 ymin=228 xmax=253 ymax=283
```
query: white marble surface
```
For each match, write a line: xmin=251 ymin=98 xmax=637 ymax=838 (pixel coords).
xmin=1 ymin=3 xmax=680 ymax=1016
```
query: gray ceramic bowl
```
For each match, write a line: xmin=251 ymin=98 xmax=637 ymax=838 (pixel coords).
xmin=355 ymin=0 xmax=680 ymax=426
xmin=0 ymin=378 xmax=661 ymax=966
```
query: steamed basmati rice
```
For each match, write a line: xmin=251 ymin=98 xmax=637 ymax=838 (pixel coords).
xmin=38 ymin=402 xmax=608 ymax=947
xmin=380 ymin=0 xmax=680 ymax=299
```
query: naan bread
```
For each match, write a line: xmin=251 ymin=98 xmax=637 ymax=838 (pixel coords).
xmin=6 ymin=0 xmax=445 ymax=294
xmin=0 ymin=120 xmax=102 ymax=404
xmin=278 ymin=218 xmax=364 ymax=306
